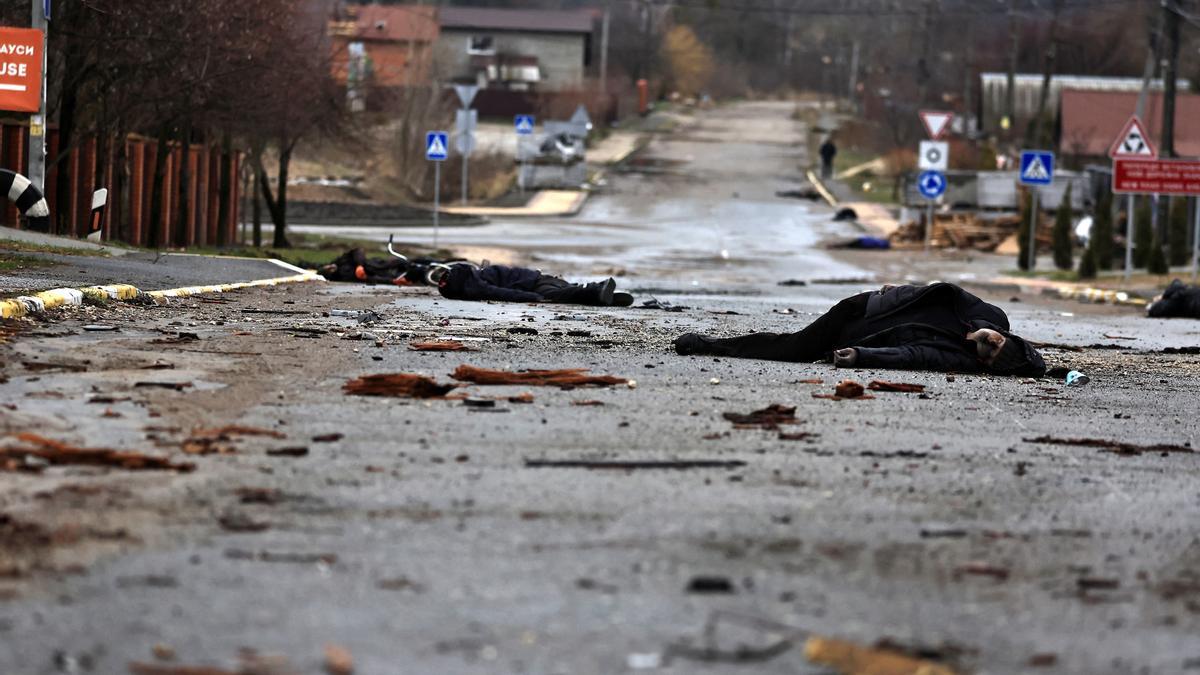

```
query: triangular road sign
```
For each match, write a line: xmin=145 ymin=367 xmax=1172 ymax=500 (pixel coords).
xmin=1109 ymin=115 xmax=1157 ymax=159
xmin=453 ymin=84 xmax=478 ymax=109
xmin=919 ymin=110 xmax=954 ymax=140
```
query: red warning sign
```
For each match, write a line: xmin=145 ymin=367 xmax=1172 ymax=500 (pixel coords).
xmin=0 ymin=27 xmax=43 ymax=113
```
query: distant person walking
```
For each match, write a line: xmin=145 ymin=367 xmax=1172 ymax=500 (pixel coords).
xmin=819 ymin=137 xmax=837 ymax=179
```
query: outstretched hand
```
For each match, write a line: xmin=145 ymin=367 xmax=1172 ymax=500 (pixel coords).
xmin=833 ymin=348 xmax=858 ymax=367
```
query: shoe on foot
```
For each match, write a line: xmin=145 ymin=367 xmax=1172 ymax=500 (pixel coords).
xmin=612 ymin=291 xmax=634 ymax=307
xmin=674 ymin=333 xmax=715 ymax=356
xmin=596 ymin=277 xmax=616 ymax=305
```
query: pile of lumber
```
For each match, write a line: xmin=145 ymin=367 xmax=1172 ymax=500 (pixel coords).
xmin=889 ymin=212 xmax=1049 ymax=252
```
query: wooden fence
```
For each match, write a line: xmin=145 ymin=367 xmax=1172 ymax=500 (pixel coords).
xmin=0 ymin=121 xmax=241 ymax=247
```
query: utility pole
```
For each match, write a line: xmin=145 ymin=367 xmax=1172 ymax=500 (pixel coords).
xmin=599 ymin=8 xmax=610 ymax=93
xmin=28 ymin=0 xmax=48 ymax=195
xmin=1004 ymin=0 xmax=1018 ymax=138
xmin=1161 ymin=0 xmax=1180 ymax=159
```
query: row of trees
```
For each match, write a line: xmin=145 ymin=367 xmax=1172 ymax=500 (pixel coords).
xmin=0 ymin=0 xmax=347 ymax=247
xmin=1019 ymin=189 xmax=1193 ymax=278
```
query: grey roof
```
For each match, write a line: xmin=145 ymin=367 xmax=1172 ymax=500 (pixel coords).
xmin=439 ymin=7 xmax=594 ymax=34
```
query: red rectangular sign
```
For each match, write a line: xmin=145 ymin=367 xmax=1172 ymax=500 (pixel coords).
xmin=0 ymin=26 xmax=43 ymax=113
xmin=1112 ymin=158 xmax=1200 ymax=196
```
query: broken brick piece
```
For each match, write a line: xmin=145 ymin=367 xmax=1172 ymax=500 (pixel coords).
xmin=408 ymin=340 xmax=474 ymax=352
xmin=835 ymin=380 xmax=865 ymax=398
xmin=451 ymin=365 xmax=628 ymax=389
xmin=868 ymin=380 xmax=926 ymax=393
xmin=343 ymin=373 xmax=458 ymax=398
xmin=2 ymin=433 xmax=195 ymax=473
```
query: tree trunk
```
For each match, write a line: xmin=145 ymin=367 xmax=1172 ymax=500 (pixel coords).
xmin=252 ymin=170 xmax=263 ymax=248
xmin=1004 ymin=0 xmax=1018 ymax=139
xmin=215 ymin=132 xmax=232 ymax=247
xmin=1030 ymin=0 xmax=1062 ymax=148
xmin=147 ymin=126 xmax=172 ymax=249
xmin=272 ymin=143 xmax=292 ymax=248
xmin=175 ymin=116 xmax=192 ymax=248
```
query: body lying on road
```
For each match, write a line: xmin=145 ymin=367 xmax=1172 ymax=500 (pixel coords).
xmin=433 ymin=263 xmax=634 ymax=307
xmin=1147 ymin=279 xmax=1200 ymax=319
xmin=675 ymin=282 xmax=1046 ymax=376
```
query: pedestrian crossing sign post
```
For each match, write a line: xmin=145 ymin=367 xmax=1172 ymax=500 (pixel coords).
xmin=1017 ymin=149 xmax=1054 ymax=270
xmin=1018 ymin=150 xmax=1054 ymax=186
xmin=514 ymin=115 xmax=535 ymax=193
xmin=425 ymin=131 xmax=449 ymax=247
xmin=426 ymin=131 xmax=448 ymax=161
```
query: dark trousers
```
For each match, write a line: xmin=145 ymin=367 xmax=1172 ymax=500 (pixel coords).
xmin=534 ymin=275 xmax=594 ymax=304
xmin=702 ymin=292 xmax=871 ymax=362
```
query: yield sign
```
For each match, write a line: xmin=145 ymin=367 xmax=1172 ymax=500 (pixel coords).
xmin=453 ymin=84 xmax=478 ymax=109
xmin=919 ymin=110 xmax=953 ymax=140
xmin=1109 ymin=115 xmax=1157 ymax=159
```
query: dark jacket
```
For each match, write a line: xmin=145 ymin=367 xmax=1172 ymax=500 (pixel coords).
xmin=439 ymin=264 xmax=543 ymax=303
xmin=320 ymin=248 xmax=407 ymax=284
xmin=1148 ymin=279 xmax=1200 ymax=319
xmin=838 ymin=283 xmax=1046 ymax=376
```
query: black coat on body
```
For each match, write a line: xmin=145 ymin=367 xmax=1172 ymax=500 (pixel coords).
xmin=838 ymin=283 xmax=1046 ymax=376
xmin=439 ymin=264 xmax=543 ymax=303
xmin=1148 ymin=279 xmax=1200 ymax=319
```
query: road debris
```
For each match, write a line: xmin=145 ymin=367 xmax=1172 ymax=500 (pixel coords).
xmin=571 ymin=400 xmax=605 ymax=406
xmin=954 ymin=562 xmax=1011 ymax=581
xmin=463 ymin=398 xmax=496 ymax=408
xmin=686 ymin=576 xmax=734 ymax=594
xmin=452 ymin=365 xmax=629 ymax=388
xmin=266 ymin=446 xmax=309 ymax=457
xmin=343 ymin=373 xmax=458 ymax=398
xmin=804 ymin=636 xmax=958 ymax=675
xmin=722 ymin=404 xmax=799 ymax=430
xmin=813 ymin=380 xmax=875 ymax=401
xmin=82 ymin=324 xmax=117 ymax=331
xmin=218 ymin=512 xmax=270 ymax=533
xmin=778 ymin=432 xmax=819 ymax=441
xmin=1 ymin=433 xmax=195 ymax=472
xmin=331 ymin=308 xmax=381 ymax=323
xmin=1023 ymin=436 xmax=1192 ymax=456
xmin=128 ymin=663 xmax=238 ymax=675
xmin=409 ymin=340 xmax=474 ymax=352
xmin=312 ymin=433 xmax=344 ymax=443
xmin=135 ymin=381 xmax=193 ymax=392
xmin=507 ymin=393 xmax=535 ymax=404
xmin=642 ymin=298 xmax=688 ymax=312
xmin=507 ymin=326 xmax=539 ymax=335
xmin=224 ymin=549 xmax=337 ymax=564
xmin=1064 ymin=371 xmax=1090 ymax=387
xmin=192 ymin=425 xmax=286 ymax=440
xmin=525 ymin=459 xmax=746 ymax=470
xmin=868 ymin=381 xmax=926 ymax=393
xmin=627 ymin=652 xmax=664 ymax=670
xmin=151 ymin=332 xmax=200 ymax=344
xmin=324 ymin=644 xmax=354 ymax=675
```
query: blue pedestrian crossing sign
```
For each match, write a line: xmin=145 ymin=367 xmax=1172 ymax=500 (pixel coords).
xmin=425 ymin=131 xmax=449 ymax=161
xmin=514 ymin=115 xmax=535 ymax=135
xmin=1018 ymin=150 xmax=1054 ymax=186
xmin=917 ymin=170 xmax=947 ymax=200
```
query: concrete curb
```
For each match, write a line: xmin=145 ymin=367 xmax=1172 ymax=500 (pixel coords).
xmin=1 ymin=263 xmax=323 ymax=319
xmin=962 ymin=276 xmax=1150 ymax=308
xmin=805 ymin=169 xmax=839 ymax=207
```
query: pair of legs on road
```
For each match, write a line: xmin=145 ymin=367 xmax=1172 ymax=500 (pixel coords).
xmin=675 ymin=292 xmax=870 ymax=361
xmin=534 ymin=275 xmax=633 ymax=306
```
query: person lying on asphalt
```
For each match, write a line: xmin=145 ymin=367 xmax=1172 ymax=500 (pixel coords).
xmin=318 ymin=248 xmax=442 ymax=286
xmin=674 ymin=282 xmax=1046 ymax=376
xmin=1147 ymin=279 xmax=1200 ymax=319
xmin=433 ymin=263 xmax=634 ymax=307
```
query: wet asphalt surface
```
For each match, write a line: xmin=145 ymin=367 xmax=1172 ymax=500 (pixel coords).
xmin=1 ymin=102 xmax=1200 ymax=675
xmin=0 ymin=252 xmax=301 ymax=295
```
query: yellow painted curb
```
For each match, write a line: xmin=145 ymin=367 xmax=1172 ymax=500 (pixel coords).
xmin=806 ymin=169 xmax=839 ymax=207
xmin=1 ymin=272 xmax=323 ymax=320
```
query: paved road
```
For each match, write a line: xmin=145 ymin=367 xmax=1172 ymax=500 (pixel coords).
xmin=0 ymin=252 xmax=305 ymax=294
xmin=1 ymin=102 xmax=1198 ymax=675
